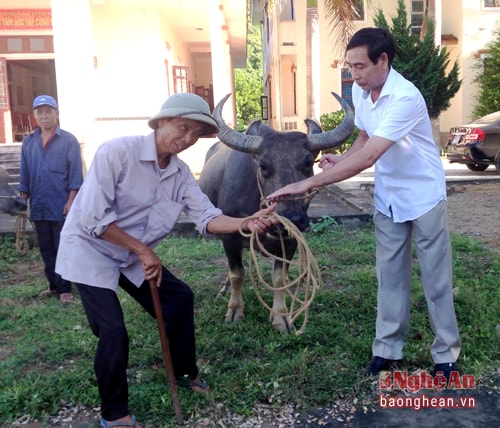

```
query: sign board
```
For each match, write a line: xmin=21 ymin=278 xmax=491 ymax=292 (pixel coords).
xmin=0 ymin=9 xmax=52 ymax=30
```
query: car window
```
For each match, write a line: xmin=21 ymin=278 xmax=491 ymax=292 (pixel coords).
xmin=473 ymin=111 xmax=500 ymax=125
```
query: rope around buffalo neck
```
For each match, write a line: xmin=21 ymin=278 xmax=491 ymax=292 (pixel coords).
xmin=239 ymin=177 xmax=322 ymax=335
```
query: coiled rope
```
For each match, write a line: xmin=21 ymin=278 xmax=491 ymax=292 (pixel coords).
xmin=239 ymin=171 xmax=322 ymax=335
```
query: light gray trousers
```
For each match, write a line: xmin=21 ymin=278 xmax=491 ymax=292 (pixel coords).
xmin=372 ymin=200 xmax=461 ymax=364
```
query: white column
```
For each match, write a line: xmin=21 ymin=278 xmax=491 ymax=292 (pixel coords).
xmin=209 ymin=0 xmax=234 ymax=125
xmin=50 ymin=0 xmax=95 ymax=168
xmin=434 ymin=0 xmax=442 ymax=48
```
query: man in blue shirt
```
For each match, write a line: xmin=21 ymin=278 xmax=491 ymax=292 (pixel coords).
xmin=19 ymin=95 xmax=83 ymax=302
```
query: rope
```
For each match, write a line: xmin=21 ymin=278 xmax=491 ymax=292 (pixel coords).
xmin=239 ymin=170 xmax=323 ymax=335
xmin=13 ymin=212 xmax=30 ymax=254
xmin=239 ymin=210 xmax=322 ymax=335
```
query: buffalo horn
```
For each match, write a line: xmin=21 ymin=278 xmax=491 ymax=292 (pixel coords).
xmin=308 ymin=92 xmax=355 ymax=152
xmin=213 ymin=94 xmax=263 ymax=154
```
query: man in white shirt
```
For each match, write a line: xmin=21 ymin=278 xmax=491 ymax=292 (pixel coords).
xmin=268 ymin=27 xmax=460 ymax=381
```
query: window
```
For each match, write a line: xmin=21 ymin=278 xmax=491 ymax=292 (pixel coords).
xmin=341 ymin=68 xmax=354 ymax=109
xmin=172 ymin=65 xmax=190 ymax=93
xmin=410 ymin=0 xmax=425 ymax=36
xmin=7 ymin=38 xmax=23 ymax=52
xmin=483 ymin=0 xmax=500 ymax=9
xmin=280 ymin=0 xmax=294 ymax=21
xmin=341 ymin=1 xmax=364 ymax=21
xmin=260 ymin=96 xmax=268 ymax=120
xmin=0 ymin=36 xmax=53 ymax=53
xmin=29 ymin=38 xmax=46 ymax=52
xmin=353 ymin=0 xmax=364 ymax=21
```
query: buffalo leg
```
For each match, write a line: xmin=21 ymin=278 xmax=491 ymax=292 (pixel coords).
xmin=270 ymin=260 xmax=294 ymax=332
xmin=221 ymin=240 xmax=246 ymax=324
xmin=225 ymin=266 xmax=245 ymax=323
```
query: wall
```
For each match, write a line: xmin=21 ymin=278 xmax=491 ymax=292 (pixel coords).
xmin=458 ymin=0 xmax=500 ymax=122
xmin=91 ymin=4 xmax=167 ymax=118
xmin=87 ymin=3 xmax=173 ymax=157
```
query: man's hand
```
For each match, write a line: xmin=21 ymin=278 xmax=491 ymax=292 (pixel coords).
xmin=63 ymin=201 xmax=72 ymax=217
xmin=139 ymin=248 xmax=163 ymax=287
xmin=243 ymin=203 xmax=278 ymax=234
xmin=266 ymin=181 xmax=311 ymax=203
xmin=319 ymin=153 xmax=342 ymax=170
xmin=101 ymin=222 xmax=164 ymax=287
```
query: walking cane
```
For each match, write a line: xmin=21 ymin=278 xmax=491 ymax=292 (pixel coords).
xmin=149 ymin=279 xmax=184 ymax=425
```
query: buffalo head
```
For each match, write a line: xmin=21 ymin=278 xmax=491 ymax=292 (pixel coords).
xmin=212 ymin=92 xmax=354 ymax=232
xmin=0 ymin=166 xmax=27 ymax=215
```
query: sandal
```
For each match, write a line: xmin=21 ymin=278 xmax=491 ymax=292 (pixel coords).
xmin=100 ymin=415 xmax=141 ymax=427
xmin=59 ymin=293 xmax=74 ymax=303
xmin=187 ymin=378 xmax=210 ymax=394
xmin=40 ymin=289 xmax=56 ymax=297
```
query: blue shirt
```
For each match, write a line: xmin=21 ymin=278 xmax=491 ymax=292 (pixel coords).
xmin=18 ymin=126 xmax=83 ymax=221
xmin=56 ymin=132 xmax=223 ymax=289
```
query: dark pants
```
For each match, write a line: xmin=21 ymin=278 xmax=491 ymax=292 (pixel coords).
xmin=34 ymin=220 xmax=71 ymax=294
xmin=76 ymin=267 xmax=198 ymax=421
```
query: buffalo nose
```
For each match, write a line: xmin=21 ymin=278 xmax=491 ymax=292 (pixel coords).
xmin=283 ymin=209 xmax=310 ymax=232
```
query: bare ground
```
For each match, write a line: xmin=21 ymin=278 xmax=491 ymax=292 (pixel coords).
xmin=445 ymin=181 xmax=499 ymax=253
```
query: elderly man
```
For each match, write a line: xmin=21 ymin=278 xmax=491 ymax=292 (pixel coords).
xmin=19 ymin=95 xmax=83 ymax=302
xmin=56 ymin=93 xmax=276 ymax=428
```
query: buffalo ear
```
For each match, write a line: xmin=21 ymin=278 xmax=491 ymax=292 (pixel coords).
xmin=246 ymin=120 xmax=263 ymax=136
xmin=305 ymin=119 xmax=323 ymax=135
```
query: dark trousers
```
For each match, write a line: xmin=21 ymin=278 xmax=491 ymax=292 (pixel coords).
xmin=34 ymin=220 xmax=71 ymax=294
xmin=76 ymin=267 xmax=198 ymax=421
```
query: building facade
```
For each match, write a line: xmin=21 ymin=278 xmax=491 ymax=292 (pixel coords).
xmin=254 ymin=0 xmax=500 ymax=146
xmin=0 ymin=0 xmax=246 ymax=169
xmin=2 ymin=0 xmax=499 ymax=163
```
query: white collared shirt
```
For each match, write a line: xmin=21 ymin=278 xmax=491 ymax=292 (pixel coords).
xmin=352 ymin=68 xmax=446 ymax=222
xmin=56 ymin=132 xmax=222 ymax=289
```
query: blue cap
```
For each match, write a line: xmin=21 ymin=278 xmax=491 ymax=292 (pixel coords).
xmin=33 ymin=95 xmax=58 ymax=110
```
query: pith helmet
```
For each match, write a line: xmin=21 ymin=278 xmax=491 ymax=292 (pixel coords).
xmin=148 ymin=93 xmax=219 ymax=135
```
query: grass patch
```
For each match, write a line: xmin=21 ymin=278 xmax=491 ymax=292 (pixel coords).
xmin=0 ymin=224 xmax=498 ymax=426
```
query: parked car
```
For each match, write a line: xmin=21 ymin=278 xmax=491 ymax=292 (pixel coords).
xmin=446 ymin=111 xmax=500 ymax=173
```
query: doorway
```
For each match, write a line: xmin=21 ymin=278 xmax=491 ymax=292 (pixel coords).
xmin=0 ymin=59 xmax=56 ymax=143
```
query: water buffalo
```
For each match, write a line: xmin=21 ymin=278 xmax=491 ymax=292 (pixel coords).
xmin=198 ymin=93 xmax=354 ymax=331
xmin=0 ymin=166 xmax=27 ymax=214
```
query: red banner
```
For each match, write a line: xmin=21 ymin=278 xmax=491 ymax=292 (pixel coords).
xmin=0 ymin=9 xmax=52 ymax=30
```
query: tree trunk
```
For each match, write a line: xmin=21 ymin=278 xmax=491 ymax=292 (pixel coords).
xmin=306 ymin=6 xmax=319 ymax=120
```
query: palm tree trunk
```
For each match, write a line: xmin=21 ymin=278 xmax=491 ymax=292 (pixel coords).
xmin=306 ymin=4 xmax=319 ymax=120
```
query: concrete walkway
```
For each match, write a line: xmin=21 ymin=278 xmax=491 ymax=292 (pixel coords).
xmin=1 ymin=159 xmax=498 ymax=236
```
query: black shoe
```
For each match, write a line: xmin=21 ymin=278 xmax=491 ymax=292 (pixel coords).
xmin=433 ymin=362 xmax=458 ymax=387
xmin=368 ymin=356 xmax=398 ymax=376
